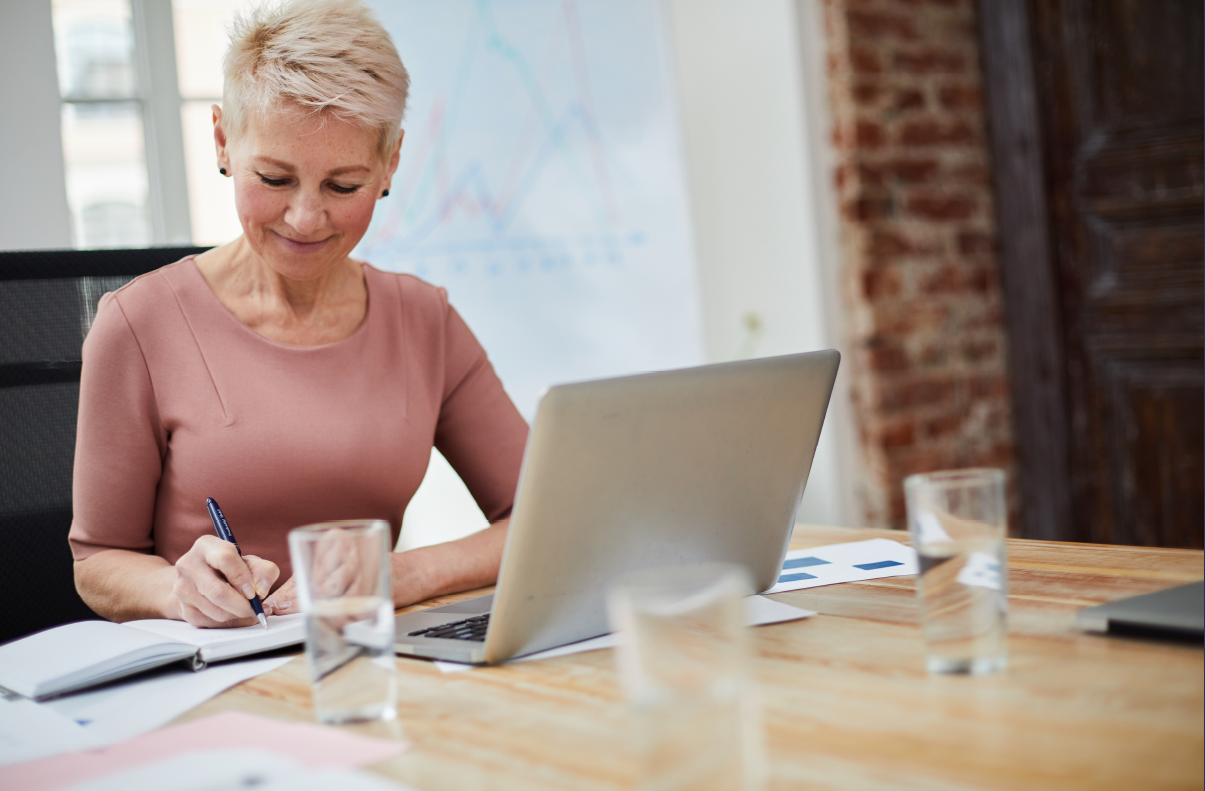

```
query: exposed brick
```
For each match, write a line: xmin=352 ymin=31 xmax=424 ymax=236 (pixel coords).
xmin=850 ymin=45 xmax=884 ymax=74
xmin=904 ymin=192 xmax=977 ymax=221
xmin=938 ymin=84 xmax=981 ymax=109
xmin=963 ymin=264 xmax=991 ymax=292
xmin=853 ymin=83 xmax=883 ymax=104
xmin=867 ymin=229 xmax=914 ymax=257
xmin=825 ymin=0 xmax=1012 ymax=530
xmin=894 ymin=88 xmax=926 ymax=111
xmin=957 ymin=230 xmax=994 ymax=255
xmin=896 ymin=0 xmax=963 ymax=7
xmin=863 ymin=339 xmax=910 ymax=371
xmin=855 ymin=120 xmax=887 ymax=148
xmin=947 ymin=161 xmax=991 ymax=186
xmin=970 ymin=373 xmax=1010 ymax=399
xmin=918 ymin=263 xmax=960 ymax=293
xmin=878 ymin=418 xmax=917 ymax=448
xmin=858 ymin=163 xmax=887 ymax=188
xmin=847 ymin=195 xmax=894 ymax=220
xmin=961 ymin=337 xmax=999 ymax=363
xmin=922 ymin=412 xmax=965 ymax=439
xmin=848 ymin=10 xmax=917 ymax=41
xmin=889 ymin=158 xmax=940 ymax=182
xmin=898 ymin=118 xmax=976 ymax=146
xmin=862 ymin=267 xmax=903 ymax=299
xmin=875 ymin=374 xmax=954 ymax=412
xmin=892 ymin=48 xmax=968 ymax=73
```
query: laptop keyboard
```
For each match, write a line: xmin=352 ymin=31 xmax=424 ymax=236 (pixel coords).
xmin=408 ymin=613 xmax=490 ymax=642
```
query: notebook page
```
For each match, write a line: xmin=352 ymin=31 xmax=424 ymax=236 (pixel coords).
xmin=124 ymin=614 xmax=305 ymax=662
xmin=0 ymin=623 xmax=195 ymax=699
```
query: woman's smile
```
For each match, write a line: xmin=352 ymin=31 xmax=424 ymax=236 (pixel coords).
xmin=272 ymin=230 xmax=331 ymax=254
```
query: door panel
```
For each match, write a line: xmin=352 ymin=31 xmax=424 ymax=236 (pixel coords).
xmin=1011 ymin=0 xmax=1203 ymax=547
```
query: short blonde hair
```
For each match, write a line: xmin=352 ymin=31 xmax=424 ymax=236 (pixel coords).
xmin=223 ymin=0 xmax=409 ymax=158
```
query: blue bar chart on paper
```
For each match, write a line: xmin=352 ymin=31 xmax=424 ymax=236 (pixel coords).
xmin=768 ymin=540 xmax=918 ymax=593
xmin=361 ymin=0 xmax=704 ymax=416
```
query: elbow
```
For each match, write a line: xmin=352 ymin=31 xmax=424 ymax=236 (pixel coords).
xmin=73 ymin=557 xmax=109 ymax=620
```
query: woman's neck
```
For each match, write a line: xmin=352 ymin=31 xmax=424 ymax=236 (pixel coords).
xmin=194 ymin=237 xmax=368 ymax=346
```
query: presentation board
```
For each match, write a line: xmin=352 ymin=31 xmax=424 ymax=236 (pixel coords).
xmin=359 ymin=0 xmax=704 ymax=416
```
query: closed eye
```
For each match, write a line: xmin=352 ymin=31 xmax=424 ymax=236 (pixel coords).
xmin=258 ymin=174 xmax=289 ymax=187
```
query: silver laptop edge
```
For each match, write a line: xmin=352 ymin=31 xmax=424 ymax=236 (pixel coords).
xmin=393 ymin=350 xmax=841 ymax=664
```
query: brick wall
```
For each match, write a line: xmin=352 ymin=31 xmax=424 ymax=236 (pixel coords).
xmin=821 ymin=0 xmax=1014 ymax=529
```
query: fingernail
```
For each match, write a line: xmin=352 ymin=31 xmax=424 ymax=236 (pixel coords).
xmin=255 ymin=580 xmax=270 ymax=598
xmin=240 ymin=583 xmax=255 ymax=598
xmin=277 ymin=601 xmax=291 ymax=610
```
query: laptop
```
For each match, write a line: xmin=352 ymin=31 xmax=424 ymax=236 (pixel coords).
xmin=1077 ymin=581 xmax=1204 ymax=639
xmin=392 ymin=350 xmax=841 ymax=664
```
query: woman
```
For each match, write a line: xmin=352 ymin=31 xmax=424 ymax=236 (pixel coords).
xmin=68 ymin=0 xmax=528 ymax=628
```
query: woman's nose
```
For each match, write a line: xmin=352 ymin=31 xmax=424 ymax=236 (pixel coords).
xmin=283 ymin=192 xmax=326 ymax=236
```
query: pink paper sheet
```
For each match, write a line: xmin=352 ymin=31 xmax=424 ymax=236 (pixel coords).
xmin=0 ymin=710 xmax=407 ymax=791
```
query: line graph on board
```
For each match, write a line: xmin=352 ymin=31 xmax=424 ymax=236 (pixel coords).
xmin=361 ymin=0 xmax=702 ymax=415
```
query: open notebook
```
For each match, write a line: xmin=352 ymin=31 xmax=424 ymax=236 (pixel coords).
xmin=0 ymin=615 xmax=305 ymax=700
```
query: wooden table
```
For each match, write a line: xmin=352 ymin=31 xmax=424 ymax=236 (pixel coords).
xmin=180 ymin=526 xmax=1204 ymax=790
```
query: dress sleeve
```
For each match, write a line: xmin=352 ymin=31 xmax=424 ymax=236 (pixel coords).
xmin=433 ymin=300 xmax=529 ymax=523
xmin=68 ymin=292 xmax=167 ymax=560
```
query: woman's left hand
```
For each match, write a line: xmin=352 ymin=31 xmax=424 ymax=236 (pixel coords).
xmin=263 ymin=577 xmax=297 ymax=615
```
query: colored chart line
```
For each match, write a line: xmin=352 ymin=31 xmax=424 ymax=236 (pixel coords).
xmin=365 ymin=0 xmax=625 ymax=263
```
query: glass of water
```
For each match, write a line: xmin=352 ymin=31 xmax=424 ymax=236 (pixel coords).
xmin=607 ymin=563 xmax=764 ymax=791
xmin=288 ymin=520 xmax=397 ymax=724
xmin=905 ymin=469 xmax=1008 ymax=675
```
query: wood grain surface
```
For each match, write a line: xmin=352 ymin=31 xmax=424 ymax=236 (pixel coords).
xmin=178 ymin=526 xmax=1204 ymax=790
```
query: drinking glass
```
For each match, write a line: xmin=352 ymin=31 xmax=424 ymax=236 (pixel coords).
xmin=905 ymin=469 xmax=1008 ymax=675
xmin=288 ymin=520 xmax=397 ymax=724
xmin=607 ymin=563 xmax=764 ymax=791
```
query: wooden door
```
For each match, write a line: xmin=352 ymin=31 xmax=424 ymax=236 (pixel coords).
xmin=980 ymin=0 xmax=1203 ymax=548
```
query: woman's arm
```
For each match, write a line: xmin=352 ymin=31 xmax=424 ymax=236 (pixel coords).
xmin=263 ymin=518 xmax=510 ymax=614
xmin=75 ymin=541 xmax=279 ymax=626
xmin=74 ymin=550 xmax=178 ymax=622
xmin=391 ymin=518 xmax=509 ymax=606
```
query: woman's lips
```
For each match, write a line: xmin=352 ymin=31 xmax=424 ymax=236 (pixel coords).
xmin=273 ymin=231 xmax=329 ymax=253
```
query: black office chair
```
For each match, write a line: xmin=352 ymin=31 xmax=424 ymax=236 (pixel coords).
xmin=0 ymin=246 xmax=209 ymax=645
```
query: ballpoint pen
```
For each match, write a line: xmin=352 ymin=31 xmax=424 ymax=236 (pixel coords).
xmin=205 ymin=497 xmax=269 ymax=629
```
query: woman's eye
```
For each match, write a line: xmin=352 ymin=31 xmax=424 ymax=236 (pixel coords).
xmin=258 ymin=175 xmax=289 ymax=187
xmin=329 ymin=183 xmax=361 ymax=195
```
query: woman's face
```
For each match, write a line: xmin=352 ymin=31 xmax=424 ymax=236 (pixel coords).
xmin=216 ymin=106 xmax=400 ymax=281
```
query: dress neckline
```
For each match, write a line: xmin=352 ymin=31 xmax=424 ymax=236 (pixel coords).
xmin=181 ymin=256 xmax=376 ymax=352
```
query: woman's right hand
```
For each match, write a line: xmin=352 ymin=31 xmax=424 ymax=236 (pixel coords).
xmin=172 ymin=535 xmax=279 ymax=627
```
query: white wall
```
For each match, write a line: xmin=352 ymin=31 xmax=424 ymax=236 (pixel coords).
xmin=0 ymin=0 xmax=72 ymax=250
xmin=666 ymin=0 xmax=859 ymax=527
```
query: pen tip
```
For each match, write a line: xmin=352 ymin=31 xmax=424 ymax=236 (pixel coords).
xmin=258 ymin=613 xmax=268 ymax=629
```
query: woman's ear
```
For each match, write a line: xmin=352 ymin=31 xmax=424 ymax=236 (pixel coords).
xmin=213 ymin=104 xmax=230 ymax=172
xmin=385 ymin=129 xmax=404 ymax=181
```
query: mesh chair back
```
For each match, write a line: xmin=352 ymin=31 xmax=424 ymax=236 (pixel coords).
xmin=0 ymin=247 xmax=209 ymax=645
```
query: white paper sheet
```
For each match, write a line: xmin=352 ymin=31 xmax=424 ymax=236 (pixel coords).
xmin=58 ymin=748 xmax=414 ymax=791
xmin=43 ymin=656 xmax=294 ymax=745
xmin=434 ymin=595 xmax=814 ymax=673
xmin=0 ymin=695 xmax=102 ymax=768
xmin=0 ymin=656 xmax=292 ymax=769
xmin=765 ymin=538 xmax=917 ymax=593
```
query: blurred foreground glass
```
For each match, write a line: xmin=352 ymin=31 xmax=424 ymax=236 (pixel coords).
xmin=288 ymin=520 xmax=396 ymax=724
xmin=608 ymin=564 xmax=764 ymax=791
xmin=905 ymin=469 xmax=1008 ymax=675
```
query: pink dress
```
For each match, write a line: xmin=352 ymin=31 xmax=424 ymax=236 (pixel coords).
xmin=68 ymin=258 xmax=529 ymax=585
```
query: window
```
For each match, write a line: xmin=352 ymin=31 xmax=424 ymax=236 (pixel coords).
xmin=52 ymin=0 xmax=150 ymax=248
xmin=51 ymin=0 xmax=191 ymax=248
